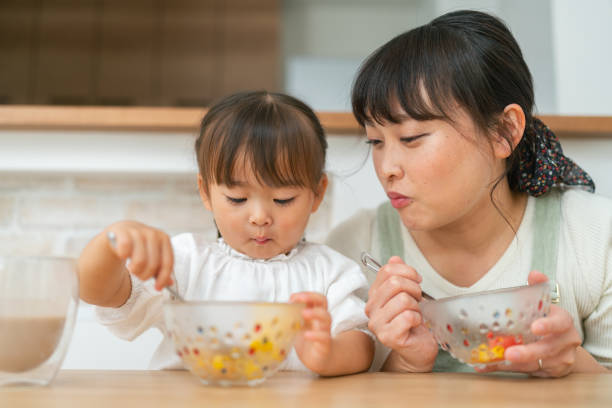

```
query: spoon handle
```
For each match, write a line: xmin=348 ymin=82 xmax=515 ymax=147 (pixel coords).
xmin=106 ymin=231 xmax=184 ymax=302
xmin=360 ymin=252 xmax=435 ymax=301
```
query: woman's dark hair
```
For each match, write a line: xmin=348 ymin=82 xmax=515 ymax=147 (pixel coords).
xmin=352 ymin=9 xmax=535 ymax=193
xmin=195 ymin=91 xmax=327 ymax=196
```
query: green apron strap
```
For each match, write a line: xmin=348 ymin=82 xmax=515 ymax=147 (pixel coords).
xmin=530 ymin=190 xmax=562 ymax=303
xmin=375 ymin=202 xmax=469 ymax=372
xmin=376 ymin=201 xmax=405 ymax=263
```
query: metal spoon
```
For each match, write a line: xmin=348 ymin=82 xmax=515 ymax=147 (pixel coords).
xmin=360 ymin=252 xmax=435 ymax=301
xmin=106 ymin=231 xmax=184 ymax=301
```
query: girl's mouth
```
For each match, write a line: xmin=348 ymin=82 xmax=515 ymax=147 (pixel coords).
xmin=253 ymin=237 xmax=271 ymax=245
xmin=387 ymin=191 xmax=412 ymax=209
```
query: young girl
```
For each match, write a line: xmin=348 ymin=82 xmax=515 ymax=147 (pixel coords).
xmin=78 ymin=91 xmax=374 ymax=376
xmin=327 ymin=10 xmax=611 ymax=376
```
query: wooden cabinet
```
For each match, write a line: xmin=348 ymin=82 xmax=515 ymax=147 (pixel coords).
xmin=0 ymin=0 xmax=280 ymax=107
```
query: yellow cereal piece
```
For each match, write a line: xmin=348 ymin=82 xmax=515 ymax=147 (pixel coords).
xmin=472 ymin=343 xmax=491 ymax=363
xmin=212 ymin=355 xmax=226 ymax=370
xmin=490 ymin=345 xmax=505 ymax=360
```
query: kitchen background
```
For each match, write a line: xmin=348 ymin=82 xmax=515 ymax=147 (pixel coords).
xmin=1 ymin=0 xmax=611 ymax=369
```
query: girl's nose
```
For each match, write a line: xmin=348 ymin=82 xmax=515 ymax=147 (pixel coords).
xmin=248 ymin=208 xmax=272 ymax=226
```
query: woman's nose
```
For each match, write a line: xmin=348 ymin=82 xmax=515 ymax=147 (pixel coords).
xmin=378 ymin=146 xmax=404 ymax=181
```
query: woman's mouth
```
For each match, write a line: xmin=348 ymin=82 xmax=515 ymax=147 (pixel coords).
xmin=387 ymin=191 xmax=412 ymax=209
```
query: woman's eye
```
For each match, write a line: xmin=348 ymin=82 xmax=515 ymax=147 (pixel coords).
xmin=400 ymin=134 xmax=427 ymax=143
xmin=226 ymin=196 xmax=246 ymax=204
xmin=274 ymin=197 xmax=295 ymax=206
xmin=365 ymin=139 xmax=381 ymax=146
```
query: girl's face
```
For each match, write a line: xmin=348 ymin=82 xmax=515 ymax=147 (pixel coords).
xmin=198 ymin=164 xmax=327 ymax=260
xmin=365 ymin=108 xmax=505 ymax=232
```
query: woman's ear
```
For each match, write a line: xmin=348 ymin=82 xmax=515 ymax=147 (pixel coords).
xmin=197 ymin=174 xmax=213 ymax=211
xmin=494 ymin=103 xmax=526 ymax=159
xmin=310 ymin=174 xmax=329 ymax=213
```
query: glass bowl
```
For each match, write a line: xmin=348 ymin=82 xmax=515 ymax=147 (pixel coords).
xmin=163 ymin=301 xmax=304 ymax=386
xmin=420 ymin=282 xmax=551 ymax=367
xmin=0 ymin=256 xmax=79 ymax=386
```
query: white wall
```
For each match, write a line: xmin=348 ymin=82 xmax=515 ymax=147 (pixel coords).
xmin=285 ymin=0 xmax=612 ymax=116
xmin=551 ymin=0 xmax=612 ymax=115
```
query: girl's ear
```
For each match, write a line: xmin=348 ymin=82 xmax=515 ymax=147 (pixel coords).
xmin=494 ymin=103 xmax=526 ymax=159
xmin=310 ymin=174 xmax=329 ymax=213
xmin=197 ymin=174 xmax=213 ymax=211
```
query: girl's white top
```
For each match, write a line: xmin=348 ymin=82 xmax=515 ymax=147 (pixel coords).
xmin=96 ymin=236 xmax=369 ymax=371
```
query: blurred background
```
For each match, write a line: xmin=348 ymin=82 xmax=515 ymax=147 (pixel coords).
xmin=1 ymin=0 xmax=612 ymax=114
xmin=1 ymin=0 xmax=611 ymax=370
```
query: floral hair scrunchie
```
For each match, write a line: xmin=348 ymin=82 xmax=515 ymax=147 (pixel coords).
xmin=517 ymin=118 xmax=595 ymax=197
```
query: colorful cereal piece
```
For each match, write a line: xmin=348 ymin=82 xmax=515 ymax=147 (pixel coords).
xmin=490 ymin=345 xmax=505 ymax=361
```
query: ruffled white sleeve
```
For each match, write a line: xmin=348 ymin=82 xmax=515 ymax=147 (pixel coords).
xmin=95 ymin=233 xmax=194 ymax=341
xmin=320 ymin=248 xmax=369 ymax=336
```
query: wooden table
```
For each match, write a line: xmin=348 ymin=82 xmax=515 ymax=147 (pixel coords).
xmin=1 ymin=370 xmax=611 ymax=408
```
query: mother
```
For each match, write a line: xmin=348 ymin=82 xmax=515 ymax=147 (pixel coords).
xmin=326 ymin=10 xmax=611 ymax=376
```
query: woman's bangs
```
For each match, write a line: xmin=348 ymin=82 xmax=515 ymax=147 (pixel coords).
xmin=353 ymin=28 xmax=455 ymax=126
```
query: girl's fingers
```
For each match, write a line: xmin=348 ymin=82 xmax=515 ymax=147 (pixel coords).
xmin=159 ymin=235 xmax=175 ymax=289
xmin=127 ymin=229 xmax=147 ymax=277
xmin=303 ymin=330 xmax=332 ymax=343
xmin=303 ymin=308 xmax=331 ymax=332
xmin=291 ymin=292 xmax=327 ymax=309
xmin=144 ymin=231 xmax=161 ymax=282
xmin=108 ymin=229 xmax=133 ymax=260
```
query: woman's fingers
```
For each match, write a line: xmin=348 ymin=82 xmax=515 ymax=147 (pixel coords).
xmin=527 ymin=270 xmax=549 ymax=285
xmin=368 ymin=257 xmax=421 ymax=296
xmin=530 ymin=305 xmax=574 ymax=336
xmin=366 ymin=276 xmax=422 ymax=317
xmin=374 ymin=309 xmax=422 ymax=348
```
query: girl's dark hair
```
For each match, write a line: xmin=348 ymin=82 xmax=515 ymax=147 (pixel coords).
xmin=352 ymin=9 xmax=535 ymax=192
xmin=195 ymin=91 xmax=327 ymax=196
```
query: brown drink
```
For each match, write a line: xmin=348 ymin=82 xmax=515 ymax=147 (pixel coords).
xmin=0 ymin=315 xmax=66 ymax=373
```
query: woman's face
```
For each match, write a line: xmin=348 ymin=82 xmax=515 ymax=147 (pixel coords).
xmin=365 ymin=108 xmax=504 ymax=232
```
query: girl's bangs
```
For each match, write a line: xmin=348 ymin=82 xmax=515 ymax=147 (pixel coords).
xmin=210 ymin=108 xmax=322 ymax=191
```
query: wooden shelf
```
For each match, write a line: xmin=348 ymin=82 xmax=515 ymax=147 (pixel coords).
xmin=0 ymin=105 xmax=611 ymax=138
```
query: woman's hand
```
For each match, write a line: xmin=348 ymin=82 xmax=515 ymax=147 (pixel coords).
xmin=106 ymin=221 xmax=174 ymax=290
xmin=365 ymin=256 xmax=438 ymax=372
xmin=290 ymin=292 xmax=333 ymax=373
xmin=476 ymin=271 xmax=582 ymax=377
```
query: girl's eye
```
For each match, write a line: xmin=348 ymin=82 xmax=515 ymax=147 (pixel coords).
xmin=274 ymin=197 xmax=295 ymax=206
xmin=225 ymin=196 xmax=246 ymax=204
xmin=365 ymin=139 xmax=381 ymax=146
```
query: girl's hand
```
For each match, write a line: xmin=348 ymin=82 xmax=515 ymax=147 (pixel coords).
xmin=106 ymin=221 xmax=174 ymax=291
xmin=290 ymin=292 xmax=333 ymax=373
xmin=476 ymin=271 xmax=581 ymax=377
xmin=365 ymin=256 xmax=438 ymax=372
